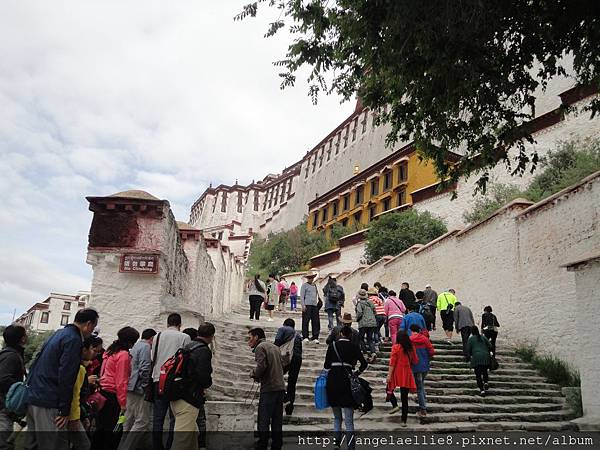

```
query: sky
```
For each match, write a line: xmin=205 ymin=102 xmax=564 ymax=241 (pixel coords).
xmin=0 ymin=0 xmax=353 ymax=324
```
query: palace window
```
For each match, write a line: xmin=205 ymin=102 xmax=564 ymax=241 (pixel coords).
xmin=361 ymin=111 xmax=368 ymax=133
xmin=312 ymin=156 xmax=316 ymax=173
xmin=218 ymin=231 xmax=224 ymax=240
xmin=305 ymin=165 xmax=309 ymax=179
xmin=221 ymin=192 xmax=227 ymax=213
xmin=312 ymin=211 xmax=319 ymax=227
xmin=237 ymin=192 xmax=243 ymax=213
xmin=369 ymin=205 xmax=377 ymax=221
xmin=341 ymin=218 xmax=349 ymax=227
xmin=319 ymin=149 xmax=324 ymax=167
xmin=343 ymin=127 xmax=349 ymax=148
xmin=397 ymin=190 xmax=407 ymax=206
xmin=254 ymin=192 xmax=259 ymax=211
xmin=61 ymin=314 xmax=69 ymax=326
xmin=383 ymin=198 xmax=391 ymax=212
xmin=383 ymin=171 xmax=392 ymax=191
xmin=326 ymin=142 xmax=332 ymax=161
xmin=63 ymin=301 xmax=71 ymax=310
xmin=354 ymin=211 xmax=362 ymax=224
xmin=322 ymin=208 xmax=328 ymax=223
xmin=370 ymin=178 xmax=379 ymax=196
xmin=343 ymin=195 xmax=350 ymax=211
xmin=352 ymin=118 xmax=358 ymax=141
xmin=332 ymin=201 xmax=339 ymax=217
xmin=399 ymin=164 xmax=408 ymax=182
xmin=355 ymin=185 xmax=364 ymax=204
xmin=335 ymin=134 xmax=340 ymax=154
xmin=40 ymin=312 xmax=49 ymax=324
xmin=274 ymin=186 xmax=279 ymax=205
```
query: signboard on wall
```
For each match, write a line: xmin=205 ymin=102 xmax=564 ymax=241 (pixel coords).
xmin=119 ymin=254 xmax=159 ymax=274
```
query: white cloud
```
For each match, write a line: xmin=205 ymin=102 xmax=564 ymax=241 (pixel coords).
xmin=0 ymin=0 xmax=354 ymax=324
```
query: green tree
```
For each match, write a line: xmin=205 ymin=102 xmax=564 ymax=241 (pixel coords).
xmin=237 ymin=1 xmax=600 ymax=193
xmin=365 ymin=210 xmax=447 ymax=264
xmin=462 ymin=183 xmax=525 ymax=224
xmin=24 ymin=330 xmax=54 ymax=365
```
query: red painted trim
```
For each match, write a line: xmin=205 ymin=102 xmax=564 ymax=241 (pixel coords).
xmin=410 ymin=182 xmax=457 ymax=203
xmin=310 ymin=248 xmax=341 ymax=267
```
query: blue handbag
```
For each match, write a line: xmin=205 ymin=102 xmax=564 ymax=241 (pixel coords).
xmin=314 ymin=369 xmax=329 ymax=410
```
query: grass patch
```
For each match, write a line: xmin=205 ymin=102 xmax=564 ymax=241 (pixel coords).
xmin=515 ymin=343 xmax=580 ymax=387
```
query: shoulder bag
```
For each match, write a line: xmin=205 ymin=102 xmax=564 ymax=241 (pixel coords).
xmin=332 ymin=342 xmax=371 ymax=411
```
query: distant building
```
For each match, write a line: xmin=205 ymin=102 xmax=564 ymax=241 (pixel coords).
xmin=15 ymin=292 xmax=90 ymax=332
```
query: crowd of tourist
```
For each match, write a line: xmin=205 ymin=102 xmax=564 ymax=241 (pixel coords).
xmin=0 ymin=274 xmax=501 ymax=450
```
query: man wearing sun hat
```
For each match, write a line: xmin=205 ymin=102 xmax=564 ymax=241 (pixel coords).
xmin=325 ymin=313 xmax=360 ymax=347
xmin=300 ymin=272 xmax=321 ymax=344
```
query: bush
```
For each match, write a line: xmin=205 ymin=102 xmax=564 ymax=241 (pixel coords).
xmin=365 ymin=209 xmax=447 ymax=264
xmin=24 ymin=330 xmax=54 ymax=366
xmin=462 ymin=138 xmax=600 ymax=224
xmin=515 ymin=343 xmax=580 ymax=387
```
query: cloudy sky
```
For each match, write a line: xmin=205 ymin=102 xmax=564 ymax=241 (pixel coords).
xmin=0 ymin=0 xmax=353 ymax=324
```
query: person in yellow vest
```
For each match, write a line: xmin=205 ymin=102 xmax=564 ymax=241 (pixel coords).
xmin=437 ymin=289 xmax=457 ymax=344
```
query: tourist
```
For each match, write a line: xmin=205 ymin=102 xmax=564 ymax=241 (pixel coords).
xmin=376 ymin=286 xmax=390 ymax=343
xmin=384 ymin=290 xmax=406 ymax=344
xmin=26 ymin=308 xmax=99 ymax=450
xmin=92 ymin=326 xmax=139 ymax=450
xmin=278 ymin=277 xmax=289 ymax=312
xmin=182 ymin=328 xmax=198 ymax=341
xmin=151 ymin=313 xmax=192 ymax=450
xmin=0 ymin=325 xmax=26 ymax=450
xmin=117 ymin=328 xmax=156 ymax=450
xmin=454 ymin=302 xmax=476 ymax=362
xmin=481 ymin=306 xmax=500 ymax=355
xmin=423 ymin=284 xmax=438 ymax=330
xmin=369 ymin=289 xmax=386 ymax=344
xmin=289 ymin=282 xmax=298 ymax=312
xmin=399 ymin=303 xmax=426 ymax=336
xmin=386 ymin=330 xmax=418 ymax=426
xmin=437 ymin=289 xmax=458 ymax=343
xmin=323 ymin=276 xmax=345 ymax=331
xmin=274 ymin=318 xmax=303 ymax=416
xmin=249 ymin=274 xmax=267 ymax=320
xmin=266 ymin=274 xmax=279 ymax=322
xmin=466 ymin=326 xmax=493 ymax=396
xmin=248 ymin=328 xmax=285 ymax=450
xmin=324 ymin=325 xmax=367 ymax=450
xmin=69 ymin=336 xmax=101 ymax=450
xmin=355 ymin=289 xmax=377 ymax=361
xmin=409 ymin=324 xmax=434 ymax=417
xmin=170 ymin=322 xmax=215 ymax=450
xmin=415 ymin=291 xmax=434 ymax=331
xmin=300 ymin=273 xmax=321 ymax=344
xmin=326 ymin=313 xmax=361 ymax=347
xmin=352 ymin=283 xmax=369 ymax=306
xmin=399 ymin=282 xmax=416 ymax=310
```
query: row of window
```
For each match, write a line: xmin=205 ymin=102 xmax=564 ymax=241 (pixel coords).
xmin=206 ymin=178 xmax=294 ymax=215
xmin=304 ymin=109 xmax=379 ymax=179
xmin=36 ymin=311 xmax=70 ymax=325
xmin=312 ymin=189 xmax=407 ymax=228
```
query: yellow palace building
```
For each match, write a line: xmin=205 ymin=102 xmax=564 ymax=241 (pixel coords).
xmin=307 ymin=143 xmax=461 ymax=237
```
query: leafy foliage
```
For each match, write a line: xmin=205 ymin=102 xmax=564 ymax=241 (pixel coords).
xmin=463 ymin=138 xmax=600 ymax=223
xmin=237 ymin=1 xmax=600 ymax=193
xmin=24 ymin=330 xmax=54 ymax=366
xmin=247 ymin=219 xmax=349 ymax=277
xmin=365 ymin=210 xmax=447 ymax=264
xmin=515 ymin=343 xmax=580 ymax=388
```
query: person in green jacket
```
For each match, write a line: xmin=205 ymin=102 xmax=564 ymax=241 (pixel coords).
xmin=466 ymin=326 xmax=492 ymax=397
xmin=437 ymin=289 xmax=457 ymax=343
xmin=355 ymin=289 xmax=377 ymax=360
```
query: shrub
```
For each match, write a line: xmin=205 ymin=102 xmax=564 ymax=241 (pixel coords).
xmin=462 ymin=183 xmax=525 ymax=224
xmin=24 ymin=330 xmax=54 ymax=366
xmin=365 ymin=209 xmax=447 ymax=264
xmin=515 ymin=343 xmax=580 ymax=387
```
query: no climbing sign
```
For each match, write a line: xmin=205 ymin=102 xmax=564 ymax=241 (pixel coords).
xmin=119 ymin=254 xmax=159 ymax=274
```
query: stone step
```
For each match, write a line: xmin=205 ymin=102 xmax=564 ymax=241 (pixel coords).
xmin=282 ymin=410 xmax=575 ymax=425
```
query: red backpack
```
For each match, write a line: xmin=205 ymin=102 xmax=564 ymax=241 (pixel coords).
xmin=158 ymin=348 xmax=190 ymax=400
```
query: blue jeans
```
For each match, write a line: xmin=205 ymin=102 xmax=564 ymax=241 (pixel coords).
xmin=332 ymin=407 xmax=355 ymax=450
xmin=414 ymin=372 xmax=428 ymax=411
xmin=152 ymin=383 xmax=175 ymax=450
xmin=327 ymin=309 xmax=341 ymax=330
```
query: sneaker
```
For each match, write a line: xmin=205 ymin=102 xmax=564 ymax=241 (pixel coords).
xmin=267 ymin=318 xmax=274 ymax=322
xmin=484 ymin=382 xmax=489 ymax=391
xmin=400 ymin=422 xmax=407 ymax=428
xmin=249 ymin=318 xmax=253 ymax=321
xmin=313 ymin=339 xmax=320 ymax=344
xmin=480 ymin=390 xmax=486 ymax=397
xmin=388 ymin=406 xmax=401 ymax=415
xmin=303 ymin=338 xmax=310 ymax=343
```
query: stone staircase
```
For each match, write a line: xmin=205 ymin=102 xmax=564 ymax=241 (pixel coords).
xmin=206 ymin=306 xmax=576 ymax=432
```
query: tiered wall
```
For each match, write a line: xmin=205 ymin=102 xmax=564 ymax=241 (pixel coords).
xmin=339 ymin=172 xmax=600 ymax=370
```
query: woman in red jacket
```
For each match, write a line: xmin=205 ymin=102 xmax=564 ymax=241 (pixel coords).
xmin=386 ymin=330 xmax=418 ymax=426
xmin=92 ymin=326 xmax=139 ymax=450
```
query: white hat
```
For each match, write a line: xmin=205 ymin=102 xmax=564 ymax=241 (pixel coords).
xmin=425 ymin=284 xmax=431 ymax=288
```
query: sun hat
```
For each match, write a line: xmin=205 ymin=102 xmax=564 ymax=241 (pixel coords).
xmin=341 ymin=313 xmax=353 ymax=324
xmin=357 ymin=289 xmax=368 ymax=299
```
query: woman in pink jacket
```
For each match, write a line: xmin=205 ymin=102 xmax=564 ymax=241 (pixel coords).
xmin=92 ymin=326 xmax=139 ymax=450
xmin=384 ymin=290 xmax=406 ymax=344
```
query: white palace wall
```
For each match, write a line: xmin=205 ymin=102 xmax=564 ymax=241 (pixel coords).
xmin=341 ymin=172 xmax=600 ymax=370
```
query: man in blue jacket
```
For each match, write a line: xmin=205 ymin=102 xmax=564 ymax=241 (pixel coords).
xmin=399 ymin=304 xmax=426 ymax=336
xmin=26 ymin=308 xmax=99 ymax=450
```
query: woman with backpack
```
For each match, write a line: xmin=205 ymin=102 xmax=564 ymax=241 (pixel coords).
xmin=355 ymin=289 xmax=377 ymax=362
xmin=481 ymin=306 xmax=500 ymax=355
xmin=384 ymin=290 xmax=406 ymax=344
xmin=92 ymin=326 xmax=139 ymax=450
xmin=248 ymin=274 xmax=267 ymax=321
xmin=466 ymin=326 xmax=493 ymax=397
xmin=386 ymin=330 xmax=418 ymax=426
xmin=324 ymin=326 xmax=368 ymax=450
xmin=323 ymin=276 xmax=342 ymax=332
